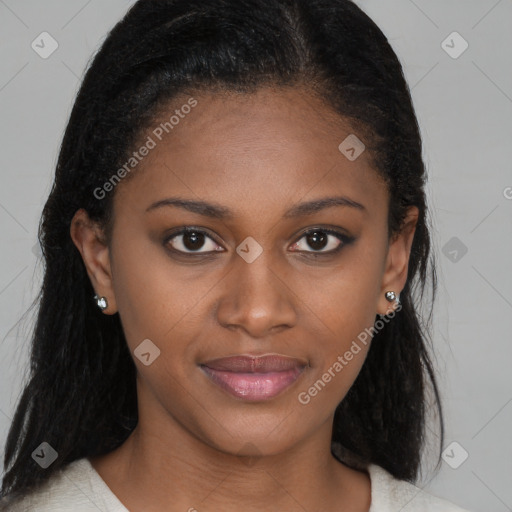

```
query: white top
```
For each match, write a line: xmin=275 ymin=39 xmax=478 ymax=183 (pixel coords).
xmin=1 ymin=458 xmax=470 ymax=511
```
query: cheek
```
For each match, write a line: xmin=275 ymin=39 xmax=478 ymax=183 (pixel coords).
xmin=296 ymin=314 xmax=373 ymax=415
xmin=110 ymin=232 xmax=211 ymax=354
xmin=292 ymin=257 xmax=382 ymax=345
xmin=291 ymin=259 xmax=382 ymax=405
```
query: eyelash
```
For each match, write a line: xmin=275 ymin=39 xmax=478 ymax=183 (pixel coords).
xmin=164 ymin=226 xmax=355 ymax=257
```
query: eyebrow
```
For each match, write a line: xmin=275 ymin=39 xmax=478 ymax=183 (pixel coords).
xmin=145 ymin=195 xmax=366 ymax=219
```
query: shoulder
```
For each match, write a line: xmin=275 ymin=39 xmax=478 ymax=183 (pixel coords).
xmin=0 ymin=458 xmax=128 ymax=512
xmin=368 ymin=464 xmax=471 ymax=512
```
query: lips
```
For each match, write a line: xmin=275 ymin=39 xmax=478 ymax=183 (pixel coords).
xmin=200 ymin=354 xmax=307 ymax=401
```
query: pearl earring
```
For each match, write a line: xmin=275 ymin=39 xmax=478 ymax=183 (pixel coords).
xmin=94 ymin=294 xmax=108 ymax=311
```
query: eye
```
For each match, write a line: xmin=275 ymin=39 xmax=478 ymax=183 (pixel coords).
xmin=289 ymin=228 xmax=353 ymax=254
xmin=165 ymin=228 xmax=224 ymax=254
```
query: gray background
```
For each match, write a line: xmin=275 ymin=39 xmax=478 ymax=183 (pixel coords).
xmin=0 ymin=1 xmax=511 ymax=510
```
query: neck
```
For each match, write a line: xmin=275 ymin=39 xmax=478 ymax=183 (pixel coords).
xmin=91 ymin=415 xmax=370 ymax=512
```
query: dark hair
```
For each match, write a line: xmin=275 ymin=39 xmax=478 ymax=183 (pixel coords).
xmin=1 ymin=0 xmax=443 ymax=499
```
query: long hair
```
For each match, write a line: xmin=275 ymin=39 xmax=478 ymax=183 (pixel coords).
xmin=1 ymin=0 xmax=443 ymax=498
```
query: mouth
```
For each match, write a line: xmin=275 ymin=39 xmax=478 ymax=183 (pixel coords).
xmin=199 ymin=354 xmax=308 ymax=401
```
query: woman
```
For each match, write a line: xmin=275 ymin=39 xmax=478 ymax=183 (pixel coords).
xmin=0 ymin=0 xmax=471 ymax=510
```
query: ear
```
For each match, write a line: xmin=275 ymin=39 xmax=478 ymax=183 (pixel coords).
xmin=70 ymin=208 xmax=117 ymax=315
xmin=377 ymin=206 xmax=419 ymax=316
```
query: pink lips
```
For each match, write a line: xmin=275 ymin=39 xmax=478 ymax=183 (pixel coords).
xmin=200 ymin=354 xmax=307 ymax=401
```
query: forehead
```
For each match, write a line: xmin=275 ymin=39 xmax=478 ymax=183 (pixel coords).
xmin=113 ymin=87 xmax=388 ymax=221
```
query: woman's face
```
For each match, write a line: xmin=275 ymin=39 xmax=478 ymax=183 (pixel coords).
xmin=73 ymin=87 xmax=417 ymax=458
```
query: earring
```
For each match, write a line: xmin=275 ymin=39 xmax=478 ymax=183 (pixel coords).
xmin=94 ymin=294 xmax=108 ymax=311
xmin=385 ymin=291 xmax=400 ymax=306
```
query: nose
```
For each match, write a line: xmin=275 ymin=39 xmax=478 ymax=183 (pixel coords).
xmin=216 ymin=251 xmax=298 ymax=338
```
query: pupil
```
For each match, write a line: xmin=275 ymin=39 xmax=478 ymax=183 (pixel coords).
xmin=183 ymin=231 xmax=205 ymax=251
xmin=307 ymin=231 xmax=327 ymax=250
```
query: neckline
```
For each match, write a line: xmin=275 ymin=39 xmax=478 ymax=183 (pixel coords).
xmin=77 ymin=457 xmax=386 ymax=511
xmin=73 ymin=457 xmax=130 ymax=511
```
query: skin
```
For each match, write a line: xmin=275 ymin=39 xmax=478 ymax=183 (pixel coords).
xmin=70 ymin=87 xmax=418 ymax=512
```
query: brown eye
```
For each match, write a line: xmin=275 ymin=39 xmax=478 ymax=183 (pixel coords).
xmin=305 ymin=231 xmax=329 ymax=251
xmin=289 ymin=229 xmax=353 ymax=254
xmin=166 ymin=228 xmax=223 ymax=254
